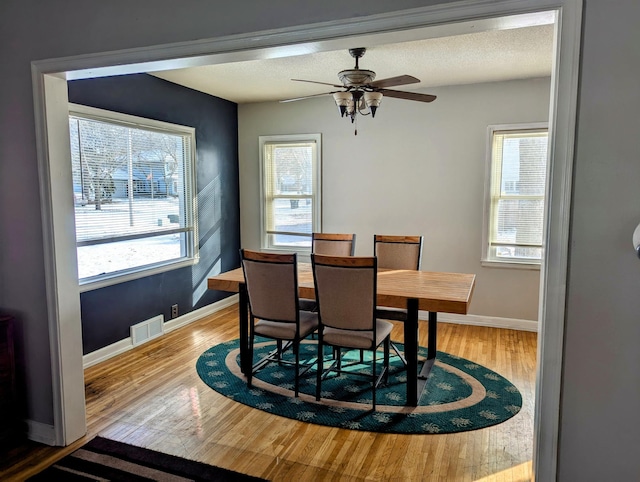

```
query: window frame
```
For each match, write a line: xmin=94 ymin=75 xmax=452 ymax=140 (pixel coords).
xmin=482 ymin=122 xmax=549 ymax=269
xmin=259 ymin=133 xmax=322 ymax=253
xmin=69 ymin=103 xmax=199 ymax=292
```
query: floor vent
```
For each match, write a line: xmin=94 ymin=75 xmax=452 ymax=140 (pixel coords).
xmin=131 ymin=315 xmax=165 ymax=346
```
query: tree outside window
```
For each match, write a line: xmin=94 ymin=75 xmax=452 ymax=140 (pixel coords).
xmin=69 ymin=104 xmax=197 ymax=286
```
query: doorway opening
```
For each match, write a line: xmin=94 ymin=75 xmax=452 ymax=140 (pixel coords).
xmin=33 ymin=2 xmax=581 ymax=480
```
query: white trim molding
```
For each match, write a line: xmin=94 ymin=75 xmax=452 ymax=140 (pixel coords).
xmin=164 ymin=295 xmax=239 ymax=333
xmin=33 ymin=69 xmax=87 ymax=446
xmin=26 ymin=420 xmax=57 ymax=446
xmin=436 ymin=313 xmax=539 ymax=332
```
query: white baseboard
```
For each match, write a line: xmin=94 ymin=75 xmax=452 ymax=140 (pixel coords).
xmin=27 ymin=419 xmax=57 ymax=445
xmin=83 ymin=294 xmax=239 ymax=368
xmin=431 ymin=311 xmax=538 ymax=332
xmin=83 ymin=338 xmax=133 ymax=368
xmin=83 ymin=296 xmax=534 ymax=369
xmin=164 ymin=294 xmax=238 ymax=333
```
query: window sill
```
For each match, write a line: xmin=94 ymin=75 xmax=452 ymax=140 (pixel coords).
xmin=79 ymin=257 xmax=198 ymax=292
xmin=481 ymin=259 xmax=541 ymax=270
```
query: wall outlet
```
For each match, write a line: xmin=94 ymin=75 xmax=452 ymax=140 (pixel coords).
xmin=171 ymin=304 xmax=178 ymax=318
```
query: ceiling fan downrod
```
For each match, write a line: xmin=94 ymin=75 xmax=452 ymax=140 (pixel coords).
xmin=349 ymin=47 xmax=367 ymax=68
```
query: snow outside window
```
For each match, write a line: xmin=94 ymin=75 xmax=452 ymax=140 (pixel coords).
xmin=259 ymin=134 xmax=322 ymax=252
xmin=69 ymin=104 xmax=198 ymax=289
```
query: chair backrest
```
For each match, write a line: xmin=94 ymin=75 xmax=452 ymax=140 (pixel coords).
xmin=240 ymin=249 xmax=298 ymax=323
xmin=312 ymin=232 xmax=356 ymax=256
xmin=311 ymin=254 xmax=376 ymax=331
xmin=374 ymin=235 xmax=423 ymax=270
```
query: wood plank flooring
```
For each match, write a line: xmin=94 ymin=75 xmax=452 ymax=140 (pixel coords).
xmin=0 ymin=305 xmax=537 ymax=481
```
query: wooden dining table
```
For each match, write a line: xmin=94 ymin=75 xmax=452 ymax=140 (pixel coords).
xmin=208 ymin=263 xmax=475 ymax=406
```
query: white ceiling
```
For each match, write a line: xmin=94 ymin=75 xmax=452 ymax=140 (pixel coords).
xmin=151 ymin=22 xmax=555 ymax=105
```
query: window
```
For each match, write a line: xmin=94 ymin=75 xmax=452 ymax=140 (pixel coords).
xmin=259 ymin=134 xmax=321 ymax=251
xmin=69 ymin=104 xmax=198 ymax=289
xmin=483 ymin=124 xmax=548 ymax=267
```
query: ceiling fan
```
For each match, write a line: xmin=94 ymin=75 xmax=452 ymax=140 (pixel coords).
xmin=280 ymin=47 xmax=436 ymax=134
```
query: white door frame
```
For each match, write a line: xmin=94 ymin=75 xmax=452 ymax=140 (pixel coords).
xmin=32 ymin=1 xmax=582 ymax=480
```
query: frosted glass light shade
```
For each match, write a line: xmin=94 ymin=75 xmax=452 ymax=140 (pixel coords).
xmin=633 ymin=222 xmax=640 ymax=258
xmin=333 ymin=92 xmax=351 ymax=117
xmin=364 ymin=91 xmax=383 ymax=117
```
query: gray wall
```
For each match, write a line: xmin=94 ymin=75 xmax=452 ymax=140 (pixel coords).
xmin=558 ymin=0 xmax=640 ymax=479
xmin=239 ymin=78 xmax=550 ymax=321
xmin=1 ymin=0 xmax=639 ymax=478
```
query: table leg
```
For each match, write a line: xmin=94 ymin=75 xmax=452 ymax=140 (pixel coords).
xmin=405 ymin=298 xmax=419 ymax=406
xmin=417 ymin=311 xmax=437 ymax=388
xmin=427 ymin=311 xmax=437 ymax=360
xmin=238 ymin=284 xmax=250 ymax=376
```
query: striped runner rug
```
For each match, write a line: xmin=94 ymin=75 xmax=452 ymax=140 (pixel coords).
xmin=28 ymin=436 xmax=267 ymax=481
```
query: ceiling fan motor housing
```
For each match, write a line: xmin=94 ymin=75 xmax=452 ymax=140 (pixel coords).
xmin=339 ymin=47 xmax=376 ymax=86
xmin=338 ymin=69 xmax=376 ymax=86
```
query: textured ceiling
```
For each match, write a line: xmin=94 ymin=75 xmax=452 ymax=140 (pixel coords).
xmin=151 ymin=24 xmax=554 ymax=104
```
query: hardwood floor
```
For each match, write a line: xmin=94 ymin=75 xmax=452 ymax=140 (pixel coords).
xmin=0 ymin=305 xmax=537 ymax=481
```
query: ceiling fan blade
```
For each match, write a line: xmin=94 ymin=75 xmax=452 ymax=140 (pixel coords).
xmin=378 ymin=88 xmax=437 ymax=103
xmin=291 ymin=79 xmax=344 ymax=88
xmin=280 ymin=91 xmax=338 ymax=103
xmin=368 ymin=75 xmax=420 ymax=89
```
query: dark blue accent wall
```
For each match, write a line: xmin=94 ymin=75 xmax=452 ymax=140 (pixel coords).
xmin=68 ymin=74 xmax=240 ymax=354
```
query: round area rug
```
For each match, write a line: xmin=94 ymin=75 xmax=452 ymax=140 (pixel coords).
xmin=196 ymin=338 xmax=522 ymax=434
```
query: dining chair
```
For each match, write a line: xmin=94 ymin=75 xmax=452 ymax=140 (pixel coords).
xmin=299 ymin=232 xmax=357 ymax=312
xmin=312 ymin=232 xmax=356 ymax=256
xmin=311 ymin=254 xmax=392 ymax=410
xmin=374 ymin=234 xmax=423 ymax=271
xmin=240 ymin=249 xmax=319 ymax=397
xmin=373 ymin=234 xmax=424 ymax=365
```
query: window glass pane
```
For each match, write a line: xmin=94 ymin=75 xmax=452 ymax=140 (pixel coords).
xmin=486 ymin=126 xmax=548 ymax=264
xmin=274 ymin=145 xmax=313 ymax=196
xmin=496 ymin=245 xmax=542 ymax=260
xmin=77 ymin=234 xmax=184 ymax=279
xmin=495 ymin=199 xmax=545 ymax=245
xmin=272 ymin=198 xmax=313 ymax=236
xmin=261 ymin=134 xmax=320 ymax=251
xmin=268 ymin=232 xmax=312 ymax=249
xmin=74 ymin=197 xmax=181 ymax=242
xmin=69 ymin=108 xmax=196 ymax=282
xmin=500 ymin=134 xmax=548 ymax=196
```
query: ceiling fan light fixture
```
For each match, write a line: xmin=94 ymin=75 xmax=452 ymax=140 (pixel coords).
xmin=346 ymin=97 xmax=355 ymax=115
xmin=364 ymin=91 xmax=383 ymax=118
xmin=332 ymin=92 xmax=351 ymax=117
xmin=285 ymin=47 xmax=434 ymax=135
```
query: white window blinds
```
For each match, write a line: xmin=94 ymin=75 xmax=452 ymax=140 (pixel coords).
xmin=260 ymin=134 xmax=321 ymax=250
xmin=487 ymin=127 xmax=548 ymax=264
xmin=69 ymin=104 xmax=197 ymax=284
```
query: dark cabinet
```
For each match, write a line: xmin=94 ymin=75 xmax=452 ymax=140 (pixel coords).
xmin=0 ymin=315 xmax=16 ymax=445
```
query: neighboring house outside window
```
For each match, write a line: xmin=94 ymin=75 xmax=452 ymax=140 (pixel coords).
xmin=259 ymin=134 xmax=322 ymax=251
xmin=69 ymin=104 xmax=198 ymax=290
xmin=482 ymin=123 xmax=548 ymax=268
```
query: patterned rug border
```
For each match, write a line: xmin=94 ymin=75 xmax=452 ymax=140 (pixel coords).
xmin=28 ymin=436 xmax=267 ymax=481
xmin=196 ymin=339 xmax=522 ymax=435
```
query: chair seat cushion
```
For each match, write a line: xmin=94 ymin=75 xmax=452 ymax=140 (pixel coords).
xmin=322 ymin=319 xmax=393 ymax=349
xmin=255 ymin=311 xmax=319 ymax=340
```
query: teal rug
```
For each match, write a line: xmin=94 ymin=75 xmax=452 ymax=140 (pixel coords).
xmin=196 ymin=338 xmax=522 ymax=434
